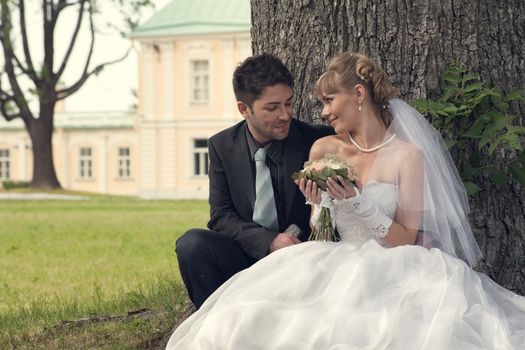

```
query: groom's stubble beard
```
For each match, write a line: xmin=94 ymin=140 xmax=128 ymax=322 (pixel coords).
xmin=246 ymin=109 xmax=292 ymax=143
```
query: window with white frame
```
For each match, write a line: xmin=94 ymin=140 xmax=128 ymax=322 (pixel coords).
xmin=118 ymin=147 xmax=131 ymax=179
xmin=193 ymin=139 xmax=209 ymax=177
xmin=79 ymin=147 xmax=93 ymax=179
xmin=191 ymin=60 xmax=209 ymax=103
xmin=0 ymin=149 xmax=10 ymax=180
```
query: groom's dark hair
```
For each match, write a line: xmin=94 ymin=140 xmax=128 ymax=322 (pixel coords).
xmin=233 ymin=53 xmax=293 ymax=108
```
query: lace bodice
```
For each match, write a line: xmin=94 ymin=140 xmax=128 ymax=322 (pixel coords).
xmin=332 ymin=181 xmax=398 ymax=246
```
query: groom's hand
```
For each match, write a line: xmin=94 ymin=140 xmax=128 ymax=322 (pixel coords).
xmin=269 ymin=233 xmax=301 ymax=253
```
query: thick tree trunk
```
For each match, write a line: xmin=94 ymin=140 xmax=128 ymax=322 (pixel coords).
xmin=26 ymin=109 xmax=62 ymax=190
xmin=251 ymin=0 xmax=525 ymax=294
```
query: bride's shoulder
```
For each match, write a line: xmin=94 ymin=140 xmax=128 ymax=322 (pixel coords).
xmin=390 ymin=140 xmax=424 ymax=171
xmin=388 ymin=139 xmax=422 ymax=158
xmin=309 ymin=134 xmax=345 ymax=159
xmin=401 ymin=141 xmax=422 ymax=156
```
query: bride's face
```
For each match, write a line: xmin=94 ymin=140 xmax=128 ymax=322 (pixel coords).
xmin=320 ymin=89 xmax=359 ymax=134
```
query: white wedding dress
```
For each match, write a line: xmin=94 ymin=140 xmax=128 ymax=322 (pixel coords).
xmin=167 ymin=181 xmax=525 ymax=349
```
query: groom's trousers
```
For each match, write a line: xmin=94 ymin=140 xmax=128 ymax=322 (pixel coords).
xmin=176 ymin=228 xmax=256 ymax=308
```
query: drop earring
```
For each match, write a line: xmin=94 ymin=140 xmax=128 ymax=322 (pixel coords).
xmin=358 ymin=103 xmax=362 ymax=112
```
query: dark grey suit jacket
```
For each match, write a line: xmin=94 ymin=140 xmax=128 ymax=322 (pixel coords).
xmin=207 ymin=118 xmax=333 ymax=260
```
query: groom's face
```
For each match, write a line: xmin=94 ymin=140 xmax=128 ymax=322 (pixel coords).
xmin=239 ymin=83 xmax=293 ymax=145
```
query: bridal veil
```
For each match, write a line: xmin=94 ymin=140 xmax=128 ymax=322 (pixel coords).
xmin=368 ymin=98 xmax=481 ymax=266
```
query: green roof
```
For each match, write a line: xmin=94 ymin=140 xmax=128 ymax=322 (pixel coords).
xmin=130 ymin=0 xmax=250 ymax=38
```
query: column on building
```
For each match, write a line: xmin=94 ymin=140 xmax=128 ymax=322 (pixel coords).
xmin=238 ymin=38 xmax=251 ymax=64
xmin=60 ymin=131 xmax=69 ymax=188
xmin=99 ymin=134 xmax=109 ymax=194
xmin=161 ymin=42 xmax=175 ymax=121
xmin=18 ymin=138 xmax=28 ymax=181
xmin=221 ymin=39 xmax=235 ymax=120
xmin=139 ymin=43 xmax=159 ymax=198
xmin=159 ymin=42 xmax=177 ymax=197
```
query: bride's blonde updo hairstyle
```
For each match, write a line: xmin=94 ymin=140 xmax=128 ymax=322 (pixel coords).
xmin=315 ymin=52 xmax=399 ymax=126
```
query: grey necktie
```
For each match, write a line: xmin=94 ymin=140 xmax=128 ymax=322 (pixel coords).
xmin=252 ymin=148 xmax=279 ymax=232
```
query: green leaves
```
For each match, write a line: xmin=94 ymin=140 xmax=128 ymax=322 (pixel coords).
xmin=486 ymin=166 xmax=508 ymax=186
xmin=464 ymin=181 xmax=481 ymax=195
xmin=509 ymin=162 xmax=525 ymax=187
xmin=509 ymin=152 xmax=525 ymax=187
xmin=505 ymin=88 xmax=525 ymax=102
xmin=464 ymin=82 xmax=483 ymax=93
xmin=411 ymin=66 xmax=525 ymax=195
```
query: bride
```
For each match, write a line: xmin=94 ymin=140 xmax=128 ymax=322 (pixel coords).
xmin=166 ymin=52 xmax=525 ymax=349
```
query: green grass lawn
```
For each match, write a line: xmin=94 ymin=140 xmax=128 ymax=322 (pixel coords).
xmin=0 ymin=194 xmax=208 ymax=348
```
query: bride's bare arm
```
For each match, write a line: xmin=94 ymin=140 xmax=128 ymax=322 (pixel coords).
xmin=383 ymin=146 xmax=424 ymax=247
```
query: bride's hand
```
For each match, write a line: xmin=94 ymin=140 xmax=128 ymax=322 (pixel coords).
xmin=295 ymin=178 xmax=322 ymax=205
xmin=326 ymin=176 xmax=357 ymax=200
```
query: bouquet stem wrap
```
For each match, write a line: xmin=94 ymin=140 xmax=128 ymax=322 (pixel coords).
xmin=310 ymin=193 xmax=338 ymax=242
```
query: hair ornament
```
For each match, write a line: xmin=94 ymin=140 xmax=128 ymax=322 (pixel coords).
xmin=357 ymin=74 xmax=368 ymax=82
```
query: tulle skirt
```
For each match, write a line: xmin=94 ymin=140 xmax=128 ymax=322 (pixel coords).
xmin=167 ymin=240 xmax=525 ymax=350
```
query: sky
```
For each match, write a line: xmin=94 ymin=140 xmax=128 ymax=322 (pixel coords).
xmin=21 ymin=0 xmax=172 ymax=113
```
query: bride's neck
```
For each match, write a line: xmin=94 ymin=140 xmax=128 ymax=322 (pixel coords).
xmin=349 ymin=116 xmax=387 ymax=149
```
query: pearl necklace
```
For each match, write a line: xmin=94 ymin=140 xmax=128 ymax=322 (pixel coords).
xmin=347 ymin=132 xmax=396 ymax=153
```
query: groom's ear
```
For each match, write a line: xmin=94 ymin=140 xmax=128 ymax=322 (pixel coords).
xmin=237 ymin=101 xmax=250 ymax=119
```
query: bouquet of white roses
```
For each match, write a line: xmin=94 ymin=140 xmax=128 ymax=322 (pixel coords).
xmin=292 ymin=154 xmax=357 ymax=242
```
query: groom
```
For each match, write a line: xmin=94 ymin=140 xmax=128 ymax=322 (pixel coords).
xmin=176 ymin=53 xmax=332 ymax=308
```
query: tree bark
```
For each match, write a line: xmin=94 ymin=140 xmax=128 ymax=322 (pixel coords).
xmin=251 ymin=0 xmax=525 ymax=295
xmin=26 ymin=108 xmax=61 ymax=190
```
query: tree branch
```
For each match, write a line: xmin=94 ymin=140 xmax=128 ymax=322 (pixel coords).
xmin=57 ymin=0 xmax=95 ymax=99
xmin=55 ymin=0 xmax=82 ymax=13
xmin=0 ymin=0 xmax=34 ymax=122
xmin=0 ymin=87 xmax=21 ymax=121
xmin=10 ymin=49 xmax=34 ymax=77
xmin=55 ymin=0 xmax=88 ymax=81
xmin=57 ymin=45 xmax=132 ymax=99
xmin=0 ymin=103 xmax=22 ymax=121
xmin=42 ymin=0 xmax=57 ymax=87
xmin=19 ymin=0 xmax=38 ymax=81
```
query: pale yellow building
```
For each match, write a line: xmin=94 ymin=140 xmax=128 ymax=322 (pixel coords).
xmin=0 ymin=0 xmax=251 ymax=199
xmin=0 ymin=110 xmax=140 ymax=196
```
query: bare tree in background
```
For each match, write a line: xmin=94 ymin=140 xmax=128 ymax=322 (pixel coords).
xmin=0 ymin=0 xmax=152 ymax=189
xmin=251 ymin=0 xmax=525 ymax=294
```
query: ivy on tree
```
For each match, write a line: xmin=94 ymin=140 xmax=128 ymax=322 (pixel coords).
xmin=412 ymin=66 xmax=525 ymax=195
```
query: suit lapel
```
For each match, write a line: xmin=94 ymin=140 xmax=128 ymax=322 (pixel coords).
xmin=227 ymin=123 xmax=256 ymax=212
xmin=281 ymin=121 xmax=306 ymax=222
